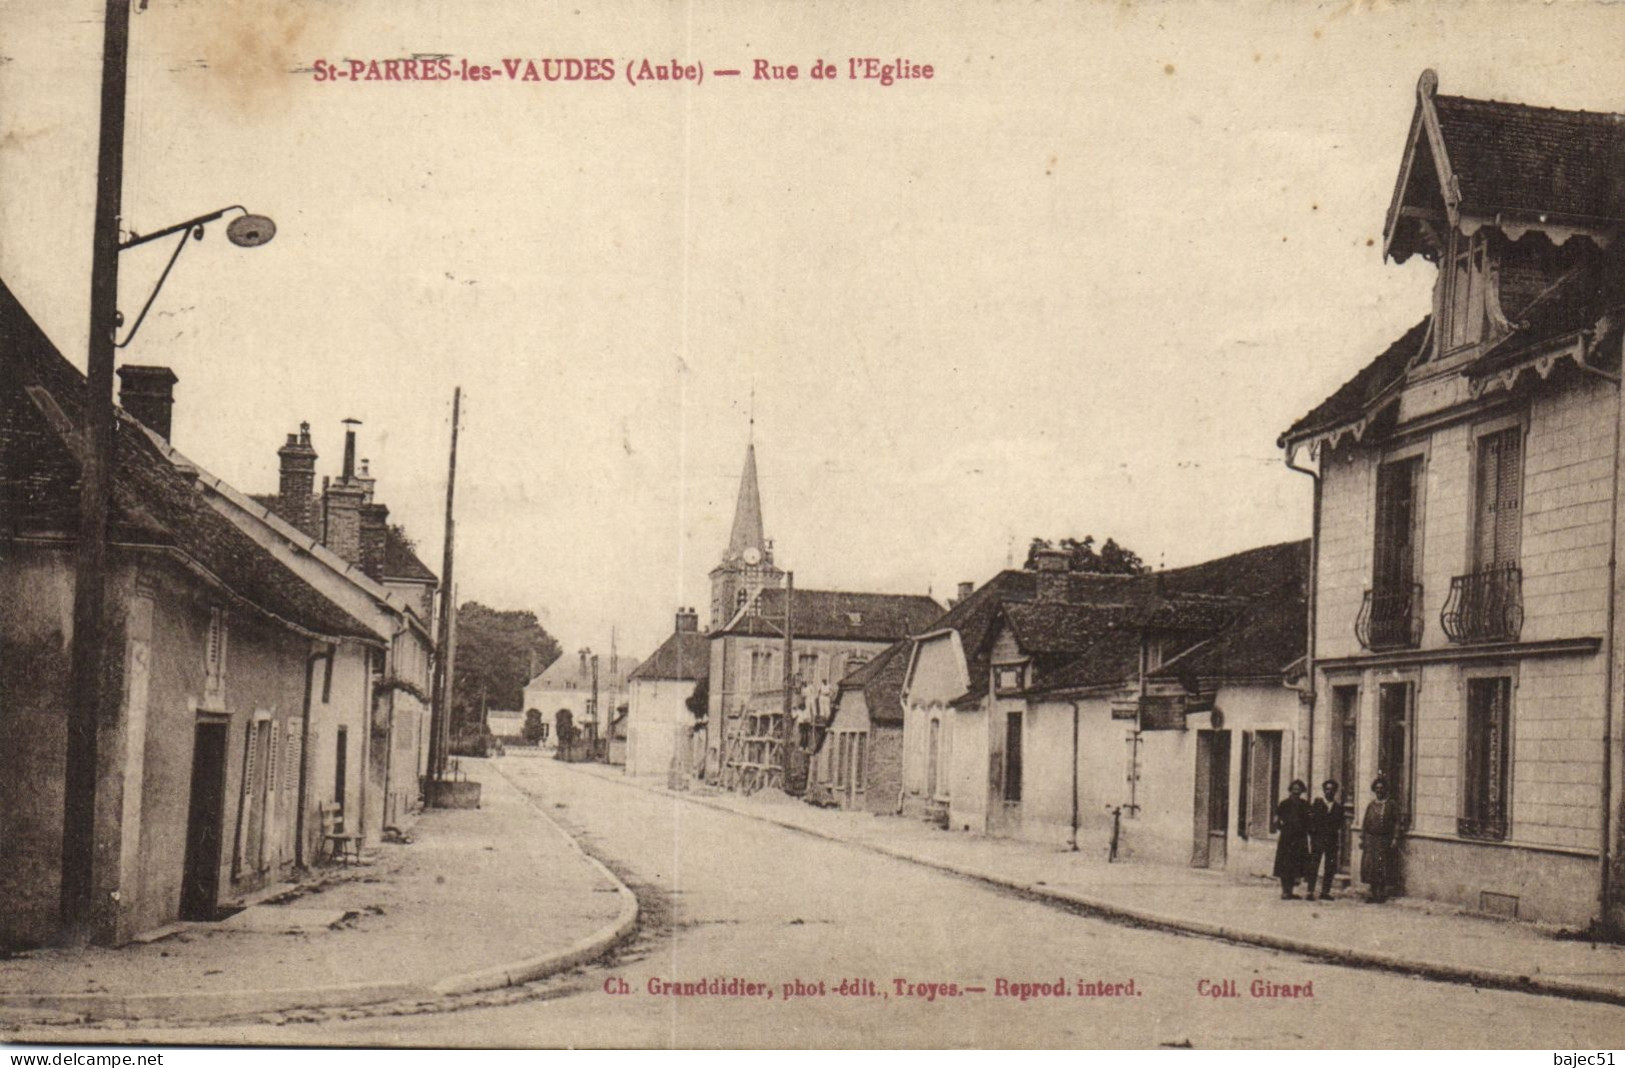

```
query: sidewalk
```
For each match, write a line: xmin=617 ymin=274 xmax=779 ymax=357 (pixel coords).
xmin=555 ymin=759 xmax=1625 ymax=1007
xmin=0 ymin=760 xmax=636 ymax=1023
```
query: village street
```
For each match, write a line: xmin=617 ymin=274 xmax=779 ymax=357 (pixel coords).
xmin=39 ymin=755 xmax=1623 ymax=1049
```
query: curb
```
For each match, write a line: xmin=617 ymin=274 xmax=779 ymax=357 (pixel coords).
xmin=0 ymin=770 xmax=639 ymax=1024
xmin=547 ymin=760 xmax=1625 ymax=1010
xmin=430 ymin=763 xmax=639 ymax=996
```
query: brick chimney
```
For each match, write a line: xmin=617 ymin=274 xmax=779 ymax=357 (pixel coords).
xmin=116 ymin=365 xmax=177 ymax=441
xmin=360 ymin=501 xmax=390 ymax=580
xmin=957 ymin=581 xmax=974 ymax=605
xmin=275 ymin=423 xmax=319 ymax=534
xmin=1034 ymin=547 xmax=1071 ymax=603
xmin=322 ymin=419 xmax=366 ymax=564
xmin=675 ymin=607 xmax=699 ymax=633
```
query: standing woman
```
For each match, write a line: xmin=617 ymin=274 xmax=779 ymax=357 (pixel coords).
xmin=1272 ymin=779 xmax=1313 ymax=900
xmin=1361 ymin=777 xmax=1403 ymax=903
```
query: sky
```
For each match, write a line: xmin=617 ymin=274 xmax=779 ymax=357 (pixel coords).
xmin=4 ymin=0 xmax=1625 ymax=661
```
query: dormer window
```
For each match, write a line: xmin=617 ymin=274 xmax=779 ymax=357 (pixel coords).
xmin=1437 ymin=230 xmax=1493 ymax=355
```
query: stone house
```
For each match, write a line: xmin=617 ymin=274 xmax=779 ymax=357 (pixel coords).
xmin=624 ymin=608 xmax=709 ymax=780
xmin=900 ymin=541 xmax=1308 ymax=880
xmin=712 ymin=586 xmax=942 ymax=794
xmin=0 ymin=280 xmax=382 ymax=946
xmin=1279 ymin=70 xmax=1625 ymax=927
xmin=251 ymin=422 xmax=439 ymax=843
xmin=813 ymin=638 xmax=911 ymax=814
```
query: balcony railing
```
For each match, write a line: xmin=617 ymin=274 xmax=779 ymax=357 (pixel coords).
xmin=1441 ymin=565 xmax=1523 ymax=644
xmin=1355 ymin=582 xmax=1424 ymax=650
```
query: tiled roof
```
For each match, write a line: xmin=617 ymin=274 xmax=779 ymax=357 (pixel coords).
xmin=1433 ymin=94 xmax=1625 ymax=226
xmin=1002 ymin=601 xmax=1135 ymax=656
xmin=833 ymin=638 xmax=910 ymax=726
xmin=629 ymin=630 xmax=709 ymax=682
xmin=1278 ymin=318 xmax=1430 ymax=447
xmin=382 ymin=525 xmax=437 ymax=583
xmin=529 ymin=652 xmax=641 ymax=691
xmin=0 ymin=279 xmax=379 ymax=643
xmin=1031 ymin=540 xmax=1310 ymax=696
xmin=721 ymin=587 xmax=944 ymax=643
xmin=1468 ymin=259 xmax=1625 ymax=378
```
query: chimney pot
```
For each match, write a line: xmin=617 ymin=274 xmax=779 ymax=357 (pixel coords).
xmin=116 ymin=365 xmax=178 ymax=441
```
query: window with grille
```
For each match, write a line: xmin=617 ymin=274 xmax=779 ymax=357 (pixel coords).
xmin=1474 ymin=427 xmax=1523 ymax=570
xmin=1374 ymin=458 xmax=1421 ymax=592
xmin=1461 ymin=676 xmax=1512 ymax=840
xmin=797 ymin=652 xmax=818 ymax=684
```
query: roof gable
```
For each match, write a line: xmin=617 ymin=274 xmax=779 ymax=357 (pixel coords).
xmin=720 ymin=587 xmax=944 ymax=643
xmin=1386 ymin=70 xmax=1625 ymax=262
xmin=630 ymin=630 xmax=709 ymax=682
xmin=1 ymin=279 xmax=379 ymax=644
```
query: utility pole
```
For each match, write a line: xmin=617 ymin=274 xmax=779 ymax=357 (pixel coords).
xmin=781 ymin=572 xmax=794 ymax=786
xmin=427 ymin=387 xmax=461 ymax=791
xmin=63 ymin=0 xmax=131 ymax=941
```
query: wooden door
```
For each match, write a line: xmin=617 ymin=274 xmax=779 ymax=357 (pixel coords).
xmin=180 ymin=722 xmax=229 ymax=920
xmin=1192 ymin=730 xmax=1230 ymax=868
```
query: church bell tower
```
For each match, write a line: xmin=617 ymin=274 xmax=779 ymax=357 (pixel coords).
xmin=710 ymin=439 xmax=784 ymax=628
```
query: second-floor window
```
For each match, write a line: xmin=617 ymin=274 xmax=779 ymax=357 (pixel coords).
xmin=1375 ymin=457 xmax=1422 ymax=592
xmin=749 ymin=649 xmax=774 ymax=692
xmin=1473 ymin=426 xmax=1523 ymax=572
xmin=1361 ymin=455 xmax=1425 ymax=649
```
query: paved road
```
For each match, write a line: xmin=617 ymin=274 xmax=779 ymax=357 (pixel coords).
xmin=39 ymin=757 xmax=1625 ymax=1048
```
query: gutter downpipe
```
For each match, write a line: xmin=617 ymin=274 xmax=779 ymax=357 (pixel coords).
xmin=1285 ymin=443 xmax=1321 ymax=786
xmin=1069 ymin=699 xmax=1081 ymax=852
xmin=1589 ymin=330 xmax=1622 ymax=934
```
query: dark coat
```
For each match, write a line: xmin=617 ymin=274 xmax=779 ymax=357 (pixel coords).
xmin=1272 ymin=796 xmax=1313 ymax=879
xmin=1309 ymin=797 xmax=1347 ymax=853
xmin=1360 ymin=798 xmax=1402 ymax=889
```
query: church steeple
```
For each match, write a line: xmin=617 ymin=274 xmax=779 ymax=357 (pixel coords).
xmin=710 ymin=436 xmax=784 ymax=629
xmin=724 ymin=442 xmax=766 ymax=566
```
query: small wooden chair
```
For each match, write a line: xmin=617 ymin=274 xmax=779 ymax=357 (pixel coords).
xmin=319 ymin=801 xmax=363 ymax=864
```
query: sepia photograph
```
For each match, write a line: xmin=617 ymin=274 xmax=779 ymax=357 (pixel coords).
xmin=3 ymin=0 xmax=1625 ymax=1052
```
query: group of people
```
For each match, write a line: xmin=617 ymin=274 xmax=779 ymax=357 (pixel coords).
xmin=1270 ymin=778 xmax=1402 ymax=903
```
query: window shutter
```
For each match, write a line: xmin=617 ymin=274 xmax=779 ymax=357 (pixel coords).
xmin=1237 ymin=730 xmax=1252 ymax=838
xmin=1247 ymin=732 xmax=1275 ymax=839
xmin=1495 ymin=429 xmax=1522 ymax=567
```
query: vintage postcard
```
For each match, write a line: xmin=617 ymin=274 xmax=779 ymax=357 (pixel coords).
xmin=3 ymin=0 xmax=1625 ymax=1053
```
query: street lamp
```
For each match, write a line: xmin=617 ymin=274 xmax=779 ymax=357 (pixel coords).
xmin=115 ymin=205 xmax=276 ymax=348
xmin=62 ymin=0 xmax=277 ymax=941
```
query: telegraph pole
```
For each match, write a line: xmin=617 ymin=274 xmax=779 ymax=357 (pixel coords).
xmin=781 ymin=572 xmax=794 ymax=785
xmin=428 ymin=387 xmax=461 ymax=790
xmin=62 ymin=0 xmax=131 ymax=941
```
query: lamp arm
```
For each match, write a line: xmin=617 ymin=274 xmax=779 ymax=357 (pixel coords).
xmin=114 ymin=225 xmax=196 ymax=349
xmin=118 ymin=205 xmax=243 ymax=251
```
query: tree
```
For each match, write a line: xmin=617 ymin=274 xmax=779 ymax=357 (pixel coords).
xmin=1025 ymin=535 xmax=1149 ymax=575
xmin=522 ymin=708 xmax=546 ymax=745
xmin=449 ymin=602 xmax=561 ymax=728
xmin=685 ymin=677 xmax=709 ymax=720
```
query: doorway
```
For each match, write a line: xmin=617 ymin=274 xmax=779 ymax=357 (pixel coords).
xmin=1376 ymin=681 xmax=1412 ymax=891
xmin=1329 ymin=685 xmax=1359 ymax=872
xmin=180 ymin=720 xmax=229 ymax=920
xmin=1192 ymin=729 xmax=1231 ymax=868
